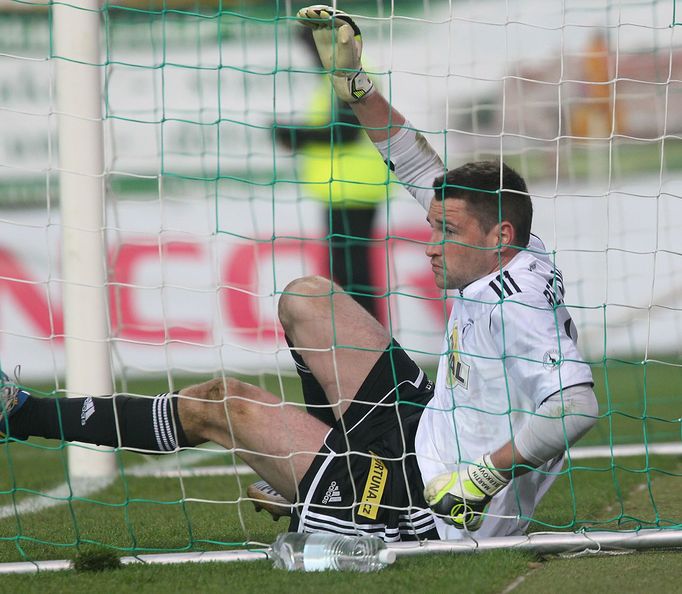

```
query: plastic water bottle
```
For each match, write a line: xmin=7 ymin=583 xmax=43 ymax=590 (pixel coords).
xmin=270 ymin=532 xmax=396 ymax=572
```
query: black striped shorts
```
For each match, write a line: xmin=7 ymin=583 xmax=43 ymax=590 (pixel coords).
xmin=288 ymin=341 xmax=439 ymax=542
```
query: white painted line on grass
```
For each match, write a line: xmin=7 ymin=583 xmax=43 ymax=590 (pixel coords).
xmin=569 ymin=441 xmax=682 ymax=459
xmin=0 ymin=448 xmax=253 ymax=519
xmin=127 ymin=463 xmax=253 ymax=478
xmin=0 ymin=477 xmax=115 ymax=520
xmin=4 ymin=441 xmax=681 ymax=520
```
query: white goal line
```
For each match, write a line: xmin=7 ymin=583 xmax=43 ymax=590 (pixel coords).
xmin=115 ymin=442 xmax=682 ymax=481
xmin=0 ymin=448 xmax=251 ymax=520
xmin=2 ymin=442 xmax=678 ymax=521
xmin=128 ymin=442 xmax=682 ymax=478
xmin=126 ymin=442 xmax=682 ymax=478
xmin=567 ymin=442 xmax=682 ymax=460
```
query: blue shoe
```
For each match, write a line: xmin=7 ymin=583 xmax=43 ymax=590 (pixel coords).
xmin=0 ymin=370 xmax=29 ymax=440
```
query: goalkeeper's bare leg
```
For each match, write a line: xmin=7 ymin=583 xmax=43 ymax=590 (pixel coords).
xmin=278 ymin=275 xmax=389 ymax=421
xmin=175 ymin=376 xmax=333 ymax=502
xmin=1 ymin=370 xmax=330 ymax=502
xmin=1 ymin=275 xmax=390 ymax=506
xmin=244 ymin=274 xmax=391 ymax=515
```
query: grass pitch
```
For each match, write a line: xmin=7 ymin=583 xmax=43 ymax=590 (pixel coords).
xmin=0 ymin=359 xmax=681 ymax=591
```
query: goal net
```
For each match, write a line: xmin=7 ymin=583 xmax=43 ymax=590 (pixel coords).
xmin=1 ymin=0 xmax=681 ymax=566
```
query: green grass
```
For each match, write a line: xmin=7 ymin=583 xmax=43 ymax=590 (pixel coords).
xmin=584 ymin=358 xmax=682 ymax=447
xmin=515 ymin=551 xmax=682 ymax=594
xmin=0 ymin=552 xmax=536 ymax=594
xmin=2 ymin=468 xmax=681 ymax=593
xmin=0 ymin=360 xmax=681 ymax=590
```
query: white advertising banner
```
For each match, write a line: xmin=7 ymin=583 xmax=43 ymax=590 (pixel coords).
xmin=2 ymin=173 xmax=682 ymax=381
xmin=0 ymin=192 xmax=450 ymax=381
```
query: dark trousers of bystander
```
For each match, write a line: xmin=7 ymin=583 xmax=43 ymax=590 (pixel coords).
xmin=328 ymin=205 xmax=379 ymax=319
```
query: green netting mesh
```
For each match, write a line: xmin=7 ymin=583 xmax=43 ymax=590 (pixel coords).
xmin=0 ymin=0 xmax=681 ymax=566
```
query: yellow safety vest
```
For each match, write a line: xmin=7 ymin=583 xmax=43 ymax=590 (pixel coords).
xmin=300 ymin=82 xmax=391 ymax=207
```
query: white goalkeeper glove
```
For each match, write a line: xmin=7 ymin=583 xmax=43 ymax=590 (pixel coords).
xmin=297 ymin=5 xmax=375 ymax=103
xmin=424 ymin=454 xmax=510 ymax=531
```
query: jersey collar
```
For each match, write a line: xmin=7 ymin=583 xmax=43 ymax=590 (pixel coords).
xmin=459 ymin=249 xmax=533 ymax=298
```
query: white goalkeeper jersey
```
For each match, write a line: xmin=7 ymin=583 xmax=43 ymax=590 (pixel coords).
xmin=414 ymin=235 xmax=594 ymax=540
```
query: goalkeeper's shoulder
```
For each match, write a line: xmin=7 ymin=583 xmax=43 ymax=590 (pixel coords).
xmin=482 ymin=248 xmax=563 ymax=307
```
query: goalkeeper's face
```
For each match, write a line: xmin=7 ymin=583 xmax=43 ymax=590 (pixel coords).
xmin=425 ymin=197 xmax=512 ymax=290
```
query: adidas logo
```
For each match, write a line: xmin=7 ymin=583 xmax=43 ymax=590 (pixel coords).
xmin=80 ymin=397 xmax=95 ymax=426
xmin=322 ymin=481 xmax=342 ymax=504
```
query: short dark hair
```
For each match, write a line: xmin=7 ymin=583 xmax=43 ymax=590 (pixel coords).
xmin=432 ymin=161 xmax=532 ymax=248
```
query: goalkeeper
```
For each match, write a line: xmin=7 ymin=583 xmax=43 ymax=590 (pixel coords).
xmin=276 ymin=5 xmax=600 ymax=538
xmin=0 ymin=5 xmax=599 ymax=542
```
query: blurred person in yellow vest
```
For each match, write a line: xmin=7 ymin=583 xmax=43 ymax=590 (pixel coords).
xmin=275 ymin=28 xmax=389 ymax=318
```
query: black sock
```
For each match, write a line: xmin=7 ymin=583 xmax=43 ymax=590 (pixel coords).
xmin=286 ymin=335 xmax=335 ymax=427
xmin=8 ymin=392 xmax=190 ymax=452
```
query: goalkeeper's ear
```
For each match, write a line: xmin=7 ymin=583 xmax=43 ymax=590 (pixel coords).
xmin=497 ymin=221 xmax=516 ymax=248
xmin=488 ymin=220 xmax=515 ymax=252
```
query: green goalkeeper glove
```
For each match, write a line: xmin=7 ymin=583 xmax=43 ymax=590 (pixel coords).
xmin=297 ymin=5 xmax=375 ymax=103
xmin=424 ymin=454 xmax=510 ymax=531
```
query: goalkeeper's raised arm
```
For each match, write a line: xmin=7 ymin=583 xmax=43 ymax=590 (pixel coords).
xmin=297 ymin=5 xmax=444 ymax=211
xmin=298 ymin=5 xmax=599 ymax=536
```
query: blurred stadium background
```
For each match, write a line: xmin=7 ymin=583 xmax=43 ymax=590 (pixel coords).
xmin=1 ymin=0 xmax=681 ymax=380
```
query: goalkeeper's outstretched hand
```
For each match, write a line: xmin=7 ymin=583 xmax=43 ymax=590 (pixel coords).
xmin=297 ymin=5 xmax=374 ymax=103
xmin=424 ymin=455 xmax=510 ymax=531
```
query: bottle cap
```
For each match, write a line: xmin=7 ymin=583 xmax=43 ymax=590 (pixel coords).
xmin=378 ymin=548 xmax=397 ymax=565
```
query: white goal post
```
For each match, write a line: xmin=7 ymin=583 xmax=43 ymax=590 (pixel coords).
xmin=53 ymin=0 xmax=115 ymax=477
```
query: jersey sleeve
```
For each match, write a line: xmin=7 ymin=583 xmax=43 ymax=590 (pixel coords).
xmin=373 ymin=122 xmax=445 ymax=210
xmin=489 ymin=290 xmax=593 ymax=409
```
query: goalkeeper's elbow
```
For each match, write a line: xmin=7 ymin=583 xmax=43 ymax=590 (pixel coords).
xmin=514 ymin=384 xmax=599 ymax=467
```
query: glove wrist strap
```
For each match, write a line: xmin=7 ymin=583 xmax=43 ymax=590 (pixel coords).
xmin=335 ymin=68 xmax=374 ymax=102
xmin=467 ymin=454 xmax=510 ymax=497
